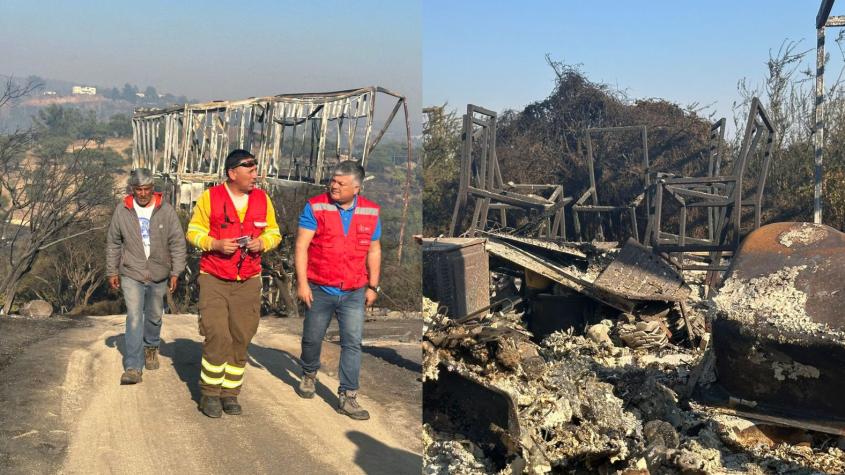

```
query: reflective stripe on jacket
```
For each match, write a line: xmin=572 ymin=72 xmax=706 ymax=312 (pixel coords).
xmin=306 ymin=193 xmax=379 ymax=290
xmin=198 ymin=184 xmax=268 ymax=280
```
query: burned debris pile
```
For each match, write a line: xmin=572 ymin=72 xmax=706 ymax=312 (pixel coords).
xmin=423 ymin=100 xmax=845 ymax=473
xmin=423 ymin=283 xmax=845 ymax=474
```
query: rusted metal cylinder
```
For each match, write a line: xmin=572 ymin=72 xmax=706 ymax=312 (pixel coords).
xmin=711 ymin=222 xmax=845 ymax=427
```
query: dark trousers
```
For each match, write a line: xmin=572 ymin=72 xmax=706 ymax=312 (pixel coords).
xmin=198 ymin=273 xmax=261 ymax=397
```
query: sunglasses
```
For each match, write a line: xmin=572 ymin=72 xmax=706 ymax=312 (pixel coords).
xmin=233 ymin=160 xmax=257 ymax=169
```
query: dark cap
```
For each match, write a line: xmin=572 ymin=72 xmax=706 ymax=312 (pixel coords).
xmin=224 ymin=149 xmax=256 ymax=171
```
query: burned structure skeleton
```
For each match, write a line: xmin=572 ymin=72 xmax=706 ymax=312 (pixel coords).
xmin=131 ymin=87 xmax=414 ymax=314
xmin=423 ymin=91 xmax=845 ymax=473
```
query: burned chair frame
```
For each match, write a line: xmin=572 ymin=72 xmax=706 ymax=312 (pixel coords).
xmin=649 ymin=98 xmax=774 ymax=271
xmin=449 ymin=105 xmax=571 ymax=239
xmin=571 ymin=125 xmax=649 ymax=243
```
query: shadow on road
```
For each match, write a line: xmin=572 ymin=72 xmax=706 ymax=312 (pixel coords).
xmin=106 ymin=334 xmax=203 ymax=406
xmin=159 ymin=338 xmax=203 ymax=405
xmin=105 ymin=334 xmax=126 ymax=359
xmin=361 ymin=346 xmax=421 ymax=373
xmin=347 ymin=430 xmax=421 ymax=475
xmin=248 ymin=343 xmax=339 ymax=408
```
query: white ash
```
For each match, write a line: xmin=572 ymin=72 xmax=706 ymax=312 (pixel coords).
xmin=559 ymin=248 xmax=620 ymax=283
xmin=424 ymin=301 xmax=845 ymax=473
xmin=423 ymin=424 xmax=498 ymax=475
xmin=778 ymin=223 xmax=827 ymax=248
xmin=712 ymin=266 xmax=809 ymax=330
xmin=771 ymin=360 xmax=820 ymax=381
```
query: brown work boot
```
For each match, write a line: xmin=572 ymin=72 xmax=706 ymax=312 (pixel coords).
xmin=337 ymin=390 xmax=370 ymax=420
xmin=199 ymin=396 xmax=222 ymax=418
xmin=297 ymin=371 xmax=316 ymax=399
xmin=221 ymin=396 xmax=242 ymax=415
xmin=120 ymin=368 xmax=143 ymax=385
xmin=144 ymin=347 xmax=160 ymax=370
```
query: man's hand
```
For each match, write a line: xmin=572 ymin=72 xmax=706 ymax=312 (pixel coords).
xmin=169 ymin=275 xmax=178 ymax=293
xmin=108 ymin=275 xmax=120 ymax=290
xmin=365 ymin=288 xmax=378 ymax=308
xmin=212 ymin=238 xmax=239 ymax=255
xmin=297 ymin=282 xmax=313 ymax=309
xmin=246 ymin=237 xmax=264 ymax=253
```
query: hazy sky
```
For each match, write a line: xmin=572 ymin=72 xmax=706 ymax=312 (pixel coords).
xmin=5 ymin=1 xmax=844 ymax=132
xmin=1 ymin=0 xmax=421 ymax=124
xmin=424 ymin=1 xmax=845 ymax=124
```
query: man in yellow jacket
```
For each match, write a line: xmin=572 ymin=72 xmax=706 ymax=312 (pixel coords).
xmin=185 ymin=149 xmax=281 ymax=418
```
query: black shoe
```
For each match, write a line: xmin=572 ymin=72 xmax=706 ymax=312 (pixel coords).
xmin=200 ymin=396 xmax=222 ymax=418
xmin=221 ymin=396 xmax=242 ymax=415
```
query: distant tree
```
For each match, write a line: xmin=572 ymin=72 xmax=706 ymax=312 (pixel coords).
xmin=24 ymin=75 xmax=44 ymax=93
xmin=34 ymin=104 xmax=80 ymax=137
xmin=75 ymin=109 xmax=100 ymax=140
xmin=144 ymin=86 xmax=158 ymax=102
xmin=121 ymin=83 xmax=138 ymax=103
xmin=34 ymin=105 xmax=105 ymax=141
xmin=107 ymin=113 xmax=132 ymax=137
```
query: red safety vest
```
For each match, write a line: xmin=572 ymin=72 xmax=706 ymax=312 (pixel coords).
xmin=199 ymin=184 xmax=268 ymax=281
xmin=306 ymin=193 xmax=380 ymax=290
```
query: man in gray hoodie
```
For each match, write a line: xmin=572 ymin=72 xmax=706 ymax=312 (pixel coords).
xmin=106 ymin=168 xmax=186 ymax=384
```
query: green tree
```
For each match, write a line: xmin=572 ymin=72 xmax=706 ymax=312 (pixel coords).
xmin=422 ymin=105 xmax=462 ymax=236
xmin=107 ymin=113 xmax=132 ymax=137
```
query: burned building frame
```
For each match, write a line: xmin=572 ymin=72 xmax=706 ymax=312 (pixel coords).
xmin=132 ymin=86 xmax=413 ymax=204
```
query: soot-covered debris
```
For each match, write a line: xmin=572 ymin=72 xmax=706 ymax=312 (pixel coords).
xmin=423 ymin=293 xmax=845 ymax=474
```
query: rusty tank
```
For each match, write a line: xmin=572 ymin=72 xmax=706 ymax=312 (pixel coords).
xmin=706 ymin=221 xmax=845 ymax=433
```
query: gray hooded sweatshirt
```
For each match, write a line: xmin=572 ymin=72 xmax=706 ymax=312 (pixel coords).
xmin=106 ymin=193 xmax=187 ymax=283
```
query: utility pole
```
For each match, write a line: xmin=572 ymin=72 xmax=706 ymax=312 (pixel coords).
xmin=814 ymin=0 xmax=844 ymax=223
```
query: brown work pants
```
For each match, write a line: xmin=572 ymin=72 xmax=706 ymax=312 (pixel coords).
xmin=197 ymin=273 xmax=261 ymax=397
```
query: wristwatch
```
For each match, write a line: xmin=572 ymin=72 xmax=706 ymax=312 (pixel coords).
xmin=367 ymin=284 xmax=381 ymax=293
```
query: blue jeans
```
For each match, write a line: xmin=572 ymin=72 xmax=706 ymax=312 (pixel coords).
xmin=121 ymin=276 xmax=168 ymax=371
xmin=300 ymin=284 xmax=365 ymax=392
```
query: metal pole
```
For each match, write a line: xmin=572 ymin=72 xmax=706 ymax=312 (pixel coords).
xmin=814 ymin=25 xmax=825 ymax=224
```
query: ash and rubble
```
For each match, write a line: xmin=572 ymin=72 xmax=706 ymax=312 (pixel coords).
xmin=777 ymin=223 xmax=828 ymax=248
xmin=423 ymin=272 xmax=845 ymax=475
xmin=710 ymin=265 xmax=845 ymax=346
xmin=559 ymin=246 xmax=621 ymax=283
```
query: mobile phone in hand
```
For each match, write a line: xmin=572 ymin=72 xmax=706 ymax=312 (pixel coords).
xmin=236 ymin=236 xmax=250 ymax=247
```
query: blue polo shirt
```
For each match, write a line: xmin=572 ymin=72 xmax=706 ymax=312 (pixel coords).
xmin=298 ymin=195 xmax=381 ymax=295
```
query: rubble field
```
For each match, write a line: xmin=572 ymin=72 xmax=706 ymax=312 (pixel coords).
xmin=423 ymin=271 xmax=845 ymax=475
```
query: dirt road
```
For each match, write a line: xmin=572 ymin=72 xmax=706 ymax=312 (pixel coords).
xmin=1 ymin=314 xmax=421 ymax=474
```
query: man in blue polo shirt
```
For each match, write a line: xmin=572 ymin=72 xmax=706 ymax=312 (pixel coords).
xmin=294 ymin=161 xmax=381 ymax=420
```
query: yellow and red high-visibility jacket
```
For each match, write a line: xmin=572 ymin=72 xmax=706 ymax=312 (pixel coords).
xmin=186 ymin=184 xmax=281 ymax=280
